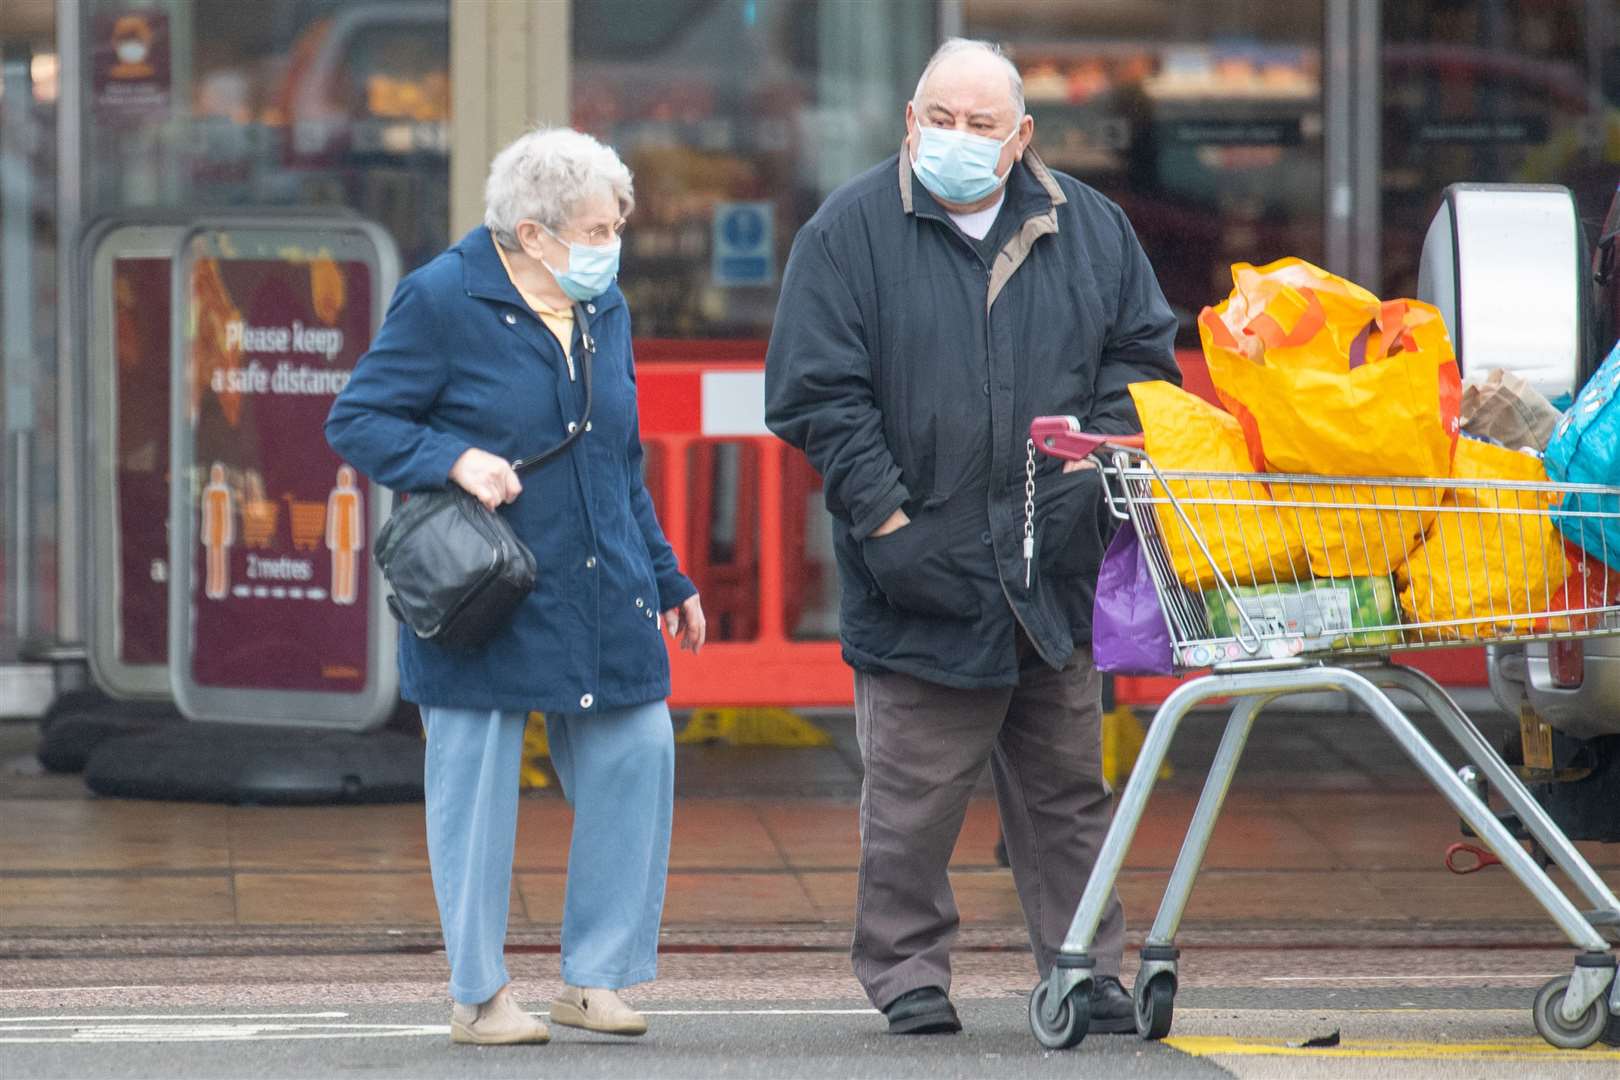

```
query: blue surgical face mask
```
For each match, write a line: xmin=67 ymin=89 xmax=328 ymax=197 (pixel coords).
xmin=541 ymin=225 xmax=622 ymax=302
xmin=911 ymin=124 xmax=1019 ymax=205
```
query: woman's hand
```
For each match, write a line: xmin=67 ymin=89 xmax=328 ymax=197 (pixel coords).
xmin=664 ymin=594 xmax=707 ymax=654
xmin=449 ymin=448 xmax=522 ymax=510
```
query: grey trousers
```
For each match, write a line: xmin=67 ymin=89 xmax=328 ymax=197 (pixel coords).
xmin=851 ymin=643 xmax=1126 ymax=1009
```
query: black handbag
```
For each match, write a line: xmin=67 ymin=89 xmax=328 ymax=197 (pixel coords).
xmin=373 ymin=302 xmax=595 ymax=649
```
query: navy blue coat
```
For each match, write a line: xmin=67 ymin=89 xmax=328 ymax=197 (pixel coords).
xmin=326 ymin=227 xmax=696 ymax=715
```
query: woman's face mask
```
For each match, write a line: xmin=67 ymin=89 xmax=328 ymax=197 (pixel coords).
xmin=540 ymin=224 xmax=622 ymax=303
xmin=911 ymin=123 xmax=1020 ymax=205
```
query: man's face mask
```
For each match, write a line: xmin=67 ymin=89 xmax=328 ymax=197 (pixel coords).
xmin=911 ymin=124 xmax=1019 ymax=205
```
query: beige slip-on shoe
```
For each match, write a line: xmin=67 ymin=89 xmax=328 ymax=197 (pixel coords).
xmin=549 ymin=986 xmax=649 ymax=1036
xmin=450 ymin=985 xmax=551 ymax=1045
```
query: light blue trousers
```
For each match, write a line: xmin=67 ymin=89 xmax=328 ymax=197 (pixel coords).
xmin=421 ymin=702 xmax=675 ymax=1004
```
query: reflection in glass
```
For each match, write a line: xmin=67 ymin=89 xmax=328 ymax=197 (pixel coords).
xmin=1381 ymin=2 xmax=1606 ymax=300
xmin=967 ymin=0 xmax=1325 ymax=344
xmin=84 ymin=0 xmax=450 ymax=270
xmin=572 ymin=0 xmax=933 ymax=341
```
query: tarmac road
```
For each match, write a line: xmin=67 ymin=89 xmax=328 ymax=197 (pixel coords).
xmin=4 ymin=935 xmax=1620 ymax=1079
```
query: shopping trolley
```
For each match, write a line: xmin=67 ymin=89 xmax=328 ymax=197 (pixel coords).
xmin=1025 ymin=415 xmax=1620 ymax=1052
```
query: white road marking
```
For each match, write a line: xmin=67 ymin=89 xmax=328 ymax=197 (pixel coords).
xmin=0 ymin=1007 xmax=886 ymax=1044
xmin=0 ymin=1022 xmax=443 ymax=1045
xmin=634 ymin=1009 xmax=879 ymax=1016
xmin=0 ymin=1012 xmax=348 ymax=1022
xmin=1 ymin=986 xmax=167 ymax=995
xmin=1263 ymin=974 xmax=1559 ymax=982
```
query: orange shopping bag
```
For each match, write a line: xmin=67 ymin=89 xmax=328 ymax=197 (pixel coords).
xmin=1199 ymin=257 xmax=1462 ymax=480
xmin=1129 ymin=380 xmax=1307 ymax=592
xmin=1198 ymin=258 xmax=1460 ymax=576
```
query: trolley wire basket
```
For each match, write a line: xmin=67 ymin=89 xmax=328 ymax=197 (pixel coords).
xmin=1025 ymin=416 xmax=1620 ymax=1053
xmin=1060 ymin=428 xmax=1620 ymax=671
xmin=1127 ymin=453 xmax=1620 ymax=667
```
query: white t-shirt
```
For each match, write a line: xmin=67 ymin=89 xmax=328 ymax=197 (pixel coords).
xmin=948 ymin=194 xmax=1005 ymax=241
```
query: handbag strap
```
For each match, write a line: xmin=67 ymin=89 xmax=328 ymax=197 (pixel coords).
xmin=512 ymin=299 xmax=596 ymax=475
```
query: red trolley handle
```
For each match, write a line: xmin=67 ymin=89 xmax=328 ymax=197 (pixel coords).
xmin=1030 ymin=415 xmax=1145 ymax=462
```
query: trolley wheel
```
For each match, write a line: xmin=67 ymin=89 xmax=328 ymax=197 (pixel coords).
xmin=1532 ymin=975 xmax=1610 ymax=1050
xmin=1028 ymin=978 xmax=1090 ymax=1050
xmin=1136 ymin=973 xmax=1176 ymax=1041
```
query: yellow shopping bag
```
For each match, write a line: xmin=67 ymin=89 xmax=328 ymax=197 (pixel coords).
xmin=1130 ymin=381 xmax=1307 ymax=592
xmin=1199 ymin=257 xmax=1463 ymax=481
xmin=1397 ymin=439 xmax=1570 ymax=641
xmin=1266 ymin=476 xmax=1442 ymax=579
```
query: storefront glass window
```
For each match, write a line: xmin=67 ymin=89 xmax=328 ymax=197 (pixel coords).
xmin=572 ymin=0 xmax=934 ymax=644
xmin=572 ymin=0 xmax=935 ymax=342
xmin=83 ymin=0 xmax=449 ymax=268
xmin=1380 ymin=2 xmax=1611 ymax=300
xmin=0 ymin=18 xmax=59 ymax=657
xmin=966 ymin=0 xmax=1326 ymax=344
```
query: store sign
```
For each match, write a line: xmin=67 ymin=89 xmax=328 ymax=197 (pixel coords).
xmin=1167 ymin=119 xmax=1302 ymax=146
xmin=1417 ymin=117 xmax=1549 ymax=146
xmin=91 ymin=9 xmax=171 ymax=117
xmin=712 ymin=201 xmax=775 ymax=287
xmin=171 ymin=220 xmax=398 ymax=728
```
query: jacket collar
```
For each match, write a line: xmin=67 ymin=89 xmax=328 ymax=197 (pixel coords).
xmin=454 ymin=225 xmax=625 ymax=317
xmin=896 ymin=139 xmax=1066 ymax=221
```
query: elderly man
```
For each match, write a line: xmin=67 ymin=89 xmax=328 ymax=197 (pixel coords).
xmin=765 ymin=39 xmax=1179 ymax=1035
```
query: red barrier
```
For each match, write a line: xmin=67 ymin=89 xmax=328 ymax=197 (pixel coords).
xmin=634 ymin=354 xmax=848 ymax=707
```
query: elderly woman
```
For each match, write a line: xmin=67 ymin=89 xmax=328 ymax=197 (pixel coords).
xmin=326 ymin=127 xmax=705 ymax=1046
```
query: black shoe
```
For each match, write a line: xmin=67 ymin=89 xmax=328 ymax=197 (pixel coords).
xmin=1089 ymin=975 xmax=1137 ymax=1035
xmin=883 ymin=986 xmax=962 ymax=1035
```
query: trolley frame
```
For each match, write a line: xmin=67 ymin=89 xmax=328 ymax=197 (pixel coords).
xmin=1026 ymin=420 xmax=1620 ymax=1051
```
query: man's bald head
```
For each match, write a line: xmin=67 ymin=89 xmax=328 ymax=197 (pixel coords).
xmin=911 ymin=38 xmax=1024 ymax=118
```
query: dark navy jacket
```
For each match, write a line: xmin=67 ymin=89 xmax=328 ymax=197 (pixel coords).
xmin=326 ymin=227 xmax=696 ymax=714
xmin=765 ymin=148 xmax=1179 ymax=689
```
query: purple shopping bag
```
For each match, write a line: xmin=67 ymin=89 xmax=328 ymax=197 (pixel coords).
xmin=1092 ymin=519 xmax=1174 ymax=675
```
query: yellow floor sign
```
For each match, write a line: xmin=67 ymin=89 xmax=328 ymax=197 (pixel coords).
xmin=675 ymin=707 xmax=832 ymax=748
xmin=519 ymin=707 xmax=833 ymax=789
xmin=1103 ymin=706 xmax=1170 ymax=788
xmin=520 ymin=706 xmax=1150 ymax=789
xmin=519 ymin=713 xmax=551 ymax=790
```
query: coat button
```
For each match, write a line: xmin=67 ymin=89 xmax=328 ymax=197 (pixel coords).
xmin=567 ymin=422 xmax=578 ymax=434
xmin=585 ymin=421 xmax=592 ymax=432
xmin=504 ymin=312 xmax=517 ymax=325
xmin=585 ymin=557 xmax=597 ymax=569
xmin=980 ymin=530 xmax=992 ymax=546
xmin=982 ymin=381 xmax=990 ymax=396
xmin=635 ymin=598 xmax=645 ymax=608
xmin=586 ymin=302 xmax=597 ymax=314
xmin=580 ymin=693 xmax=594 ymax=709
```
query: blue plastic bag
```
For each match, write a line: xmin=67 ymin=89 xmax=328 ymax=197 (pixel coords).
xmin=1546 ymin=340 xmax=1620 ymax=568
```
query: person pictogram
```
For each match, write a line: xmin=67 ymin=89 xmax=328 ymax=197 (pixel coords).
xmin=201 ymin=462 xmax=234 ymax=600
xmin=108 ymin=15 xmax=156 ymax=80
xmin=326 ymin=464 xmax=364 ymax=605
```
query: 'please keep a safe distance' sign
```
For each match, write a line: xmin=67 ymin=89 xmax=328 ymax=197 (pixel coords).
xmin=169 ymin=219 xmax=398 ymax=729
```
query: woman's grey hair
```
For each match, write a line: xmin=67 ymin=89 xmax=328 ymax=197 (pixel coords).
xmin=484 ymin=127 xmax=635 ymax=249
xmin=912 ymin=37 xmax=1024 ymax=116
